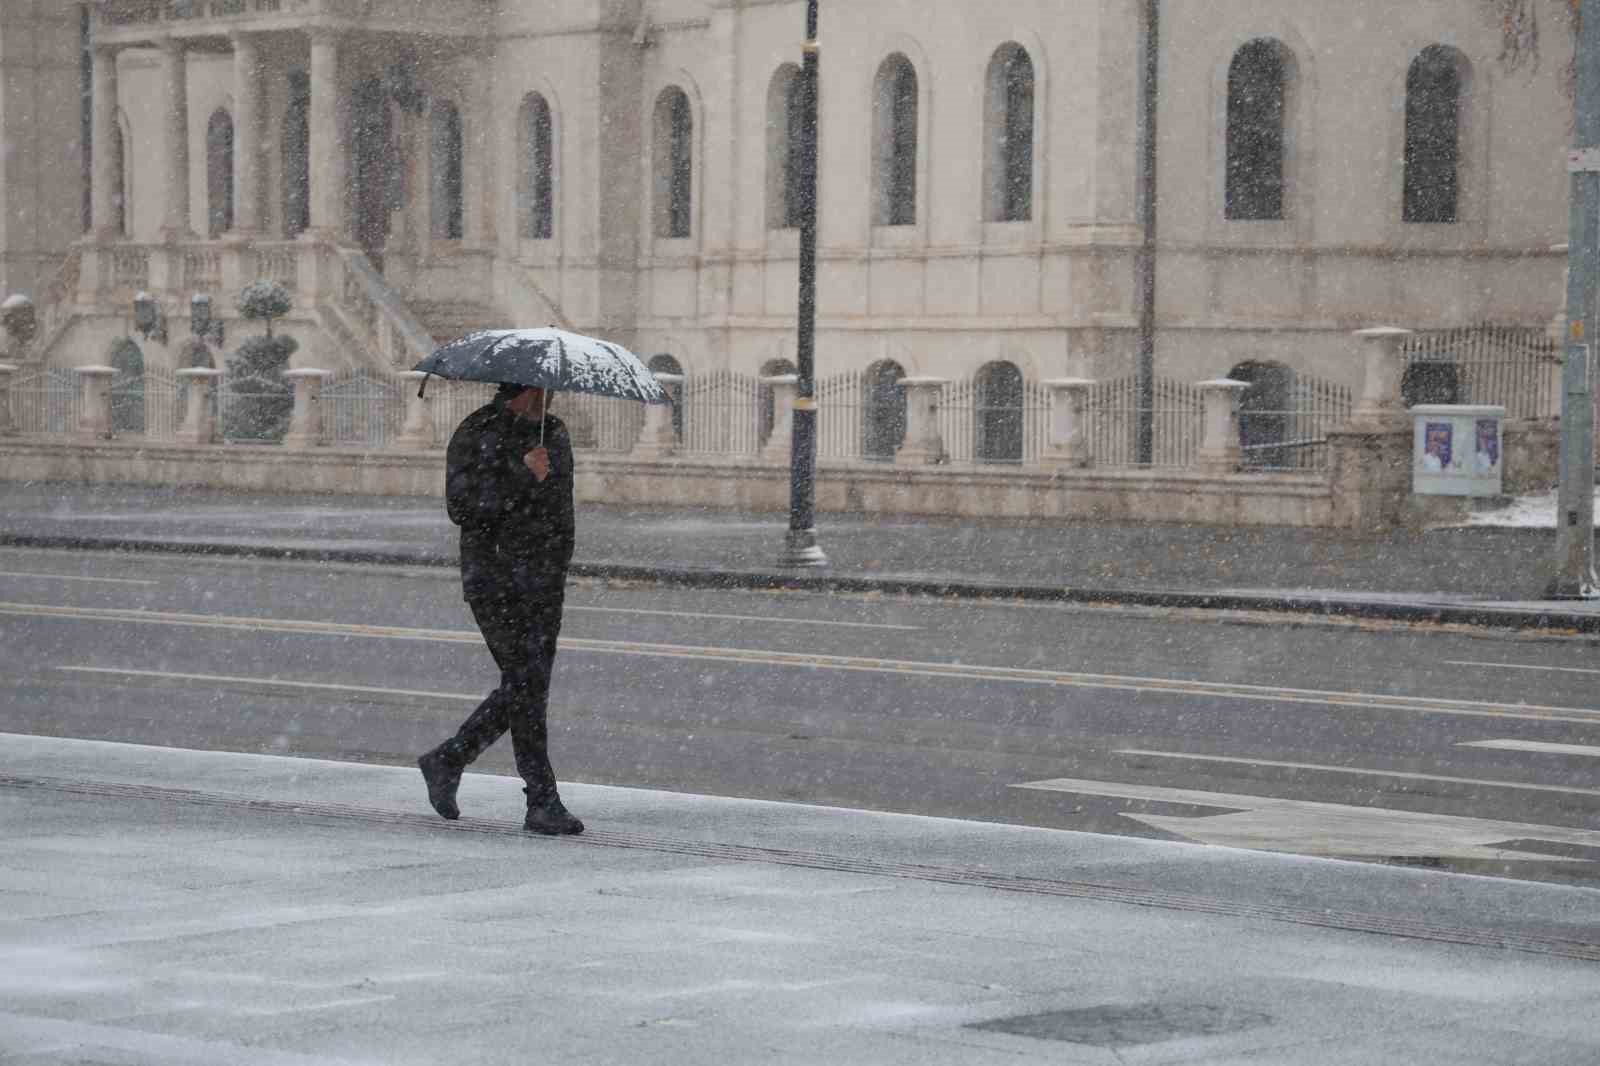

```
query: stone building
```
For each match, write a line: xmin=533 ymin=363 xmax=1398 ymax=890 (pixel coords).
xmin=0 ymin=0 xmax=1574 ymax=463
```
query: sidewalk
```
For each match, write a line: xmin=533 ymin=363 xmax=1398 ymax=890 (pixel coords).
xmin=2 ymin=481 xmax=1599 ymax=631
xmin=4 ymin=732 xmax=1600 ymax=1065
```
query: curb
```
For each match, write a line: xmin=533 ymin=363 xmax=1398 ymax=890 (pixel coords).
xmin=4 ymin=531 xmax=1598 ymax=635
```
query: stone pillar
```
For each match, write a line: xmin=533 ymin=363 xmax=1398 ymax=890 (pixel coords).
xmin=159 ymin=38 xmax=192 ymax=241
xmin=394 ymin=371 xmax=437 ymax=450
xmin=895 ymin=377 xmax=948 ymax=465
xmin=760 ymin=374 xmax=798 ymax=464
xmin=76 ymin=365 xmax=117 ymax=440
xmin=230 ymin=33 xmax=263 ymax=236
xmin=91 ymin=46 xmax=121 ymax=239
xmin=282 ymin=368 xmax=330 ymax=447
xmin=306 ymin=31 xmax=345 ymax=239
xmin=1352 ymin=326 xmax=1415 ymax=430
xmin=632 ymin=373 xmax=683 ymax=459
xmin=1196 ymin=378 xmax=1251 ymax=475
xmin=0 ymin=363 xmax=17 ymax=436
xmin=1042 ymin=378 xmax=1093 ymax=470
xmin=174 ymin=367 xmax=222 ymax=444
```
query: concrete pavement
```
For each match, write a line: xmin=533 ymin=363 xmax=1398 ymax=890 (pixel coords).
xmin=5 ymin=731 xmax=1600 ymax=1065
xmin=3 ymin=481 xmax=1599 ymax=632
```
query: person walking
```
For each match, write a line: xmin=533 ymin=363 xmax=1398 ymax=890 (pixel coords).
xmin=418 ymin=382 xmax=584 ymax=835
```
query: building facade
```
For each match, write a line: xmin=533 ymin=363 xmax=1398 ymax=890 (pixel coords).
xmin=0 ymin=0 xmax=1575 ymax=462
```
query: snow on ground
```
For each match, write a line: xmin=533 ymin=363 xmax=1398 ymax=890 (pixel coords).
xmin=1468 ymin=489 xmax=1600 ymax=528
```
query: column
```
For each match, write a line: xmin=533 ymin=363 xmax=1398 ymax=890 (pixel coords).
xmin=0 ymin=363 xmax=17 ymax=436
xmin=159 ymin=39 xmax=192 ymax=241
xmin=1351 ymin=327 xmax=1415 ymax=429
xmin=393 ymin=370 xmax=437 ymax=450
xmin=174 ymin=368 xmax=223 ymax=444
xmin=77 ymin=365 xmax=117 ymax=440
xmin=282 ymin=367 xmax=330 ymax=446
xmin=632 ymin=373 xmax=683 ymax=459
xmin=91 ymin=46 xmax=120 ymax=239
xmin=1196 ymin=378 xmax=1250 ymax=475
xmin=306 ymin=31 xmax=345 ymax=239
xmin=1042 ymin=378 xmax=1094 ymax=470
xmin=760 ymin=375 xmax=798 ymax=464
xmin=895 ymin=377 xmax=948 ymax=465
xmin=230 ymin=33 xmax=263 ymax=236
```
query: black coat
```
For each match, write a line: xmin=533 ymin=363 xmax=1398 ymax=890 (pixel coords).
xmin=446 ymin=399 xmax=576 ymax=602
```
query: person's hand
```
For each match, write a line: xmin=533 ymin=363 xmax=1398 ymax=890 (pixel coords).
xmin=525 ymin=446 xmax=551 ymax=482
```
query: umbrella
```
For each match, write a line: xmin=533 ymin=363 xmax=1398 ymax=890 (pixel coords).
xmin=414 ymin=327 xmax=670 ymax=406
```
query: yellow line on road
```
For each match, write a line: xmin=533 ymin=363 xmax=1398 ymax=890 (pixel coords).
xmin=1445 ymin=659 xmax=1600 ymax=677
xmin=6 ymin=599 xmax=1600 ymax=725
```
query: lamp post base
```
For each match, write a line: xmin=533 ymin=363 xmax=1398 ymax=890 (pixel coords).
xmin=780 ymin=527 xmax=828 ymax=569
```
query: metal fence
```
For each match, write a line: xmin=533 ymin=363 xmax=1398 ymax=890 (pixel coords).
xmin=1402 ymin=324 xmax=1561 ymax=420
xmin=1084 ymin=376 xmax=1204 ymax=468
xmin=1237 ymin=374 xmax=1353 ymax=472
xmin=324 ymin=369 xmax=404 ymax=448
xmin=8 ymin=368 xmax=78 ymax=434
xmin=679 ymin=370 xmax=761 ymax=456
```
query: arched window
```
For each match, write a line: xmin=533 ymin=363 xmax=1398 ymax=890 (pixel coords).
xmin=862 ymin=360 xmax=906 ymax=461
xmin=649 ymin=353 xmax=685 ymax=439
xmin=873 ymin=54 xmax=918 ymax=227
xmin=282 ymin=70 xmax=310 ymax=238
xmin=766 ymin=65 xmax=806 ymax=230
xmin=109 ymin=337 xmax=145 ymax=435
xmin=984 ymin=45 xmax=1034 ymax=223
xmin=430 ymin=100 xmax=464 ymax=240
xmin=975 ymin=361 xmax=1024 ymax=463
xmin=206 ymin=108 xmax=234 ymax=237
xmin=759 ymin=358 xmax=798 ymax=445
xmin=1226 ymin=39 xmax=1287 ymax=221
xmin=1229 ymin=361 xmax=1293 ymax=468
xmin=653 ymin=88 xmax=693 ymax=238
xmin=520 ymin=93 xmax=554 ymax=239
xmin=1404 ymin=45 xmax=1465 ymax=224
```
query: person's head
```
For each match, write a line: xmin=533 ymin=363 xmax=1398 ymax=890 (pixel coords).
xmin=498 ymin=384 xmax=548 ymax=421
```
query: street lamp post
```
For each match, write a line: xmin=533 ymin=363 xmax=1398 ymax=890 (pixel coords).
xmin=780 ymin=0 xmax=828 ymax=567
xmin=1551 ymin=0 xmax=1600 ymax=598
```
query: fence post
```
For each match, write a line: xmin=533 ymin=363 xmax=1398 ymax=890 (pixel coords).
xmin=761 ymin=374 xmax=799 ymax=464
xmin=1196 ymin=378 xmax=1250 ymax=475
xmin=174 ymin=367 xmax=222 ymax=444
xmin=632 ymin=372 xmax=683 ymax=459
xmin=1351 ymin=326 xmax=1415 ymax=428
xmin=282 ymin=367 xmax=331 ymax=447
xmin=76 ymin=365 xmax=117 ymax=440
xmin=0 ymin=363 xmax=16 ymax=436
xmin=896 ymin=377 xmax=948 ymax=465
xmin=1042 ymin=378 xmax=1093 ymax=470
xmin=393 ymin=370 xmax=436 ymax=450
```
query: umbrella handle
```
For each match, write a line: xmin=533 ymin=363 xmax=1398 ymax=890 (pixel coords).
xmin=417 ymin=372 xmax=430 ymax=400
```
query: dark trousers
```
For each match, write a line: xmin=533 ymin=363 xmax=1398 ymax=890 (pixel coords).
xmin=440 ymin=591 xmax=565 ymax=800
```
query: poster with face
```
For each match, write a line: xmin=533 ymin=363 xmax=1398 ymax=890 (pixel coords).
xmin=1475 ymin=418 xmax=1500 ymax=474
xmin=1423 ymin=422 xmax=1453 ymax=472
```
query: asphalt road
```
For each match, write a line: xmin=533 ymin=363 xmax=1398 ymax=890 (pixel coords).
xmin=4 ymin=545 xmax=1600 ymax=886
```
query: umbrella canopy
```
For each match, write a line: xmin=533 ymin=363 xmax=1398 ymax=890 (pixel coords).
xmin=414 ymin=327 xmax=670 ymax=405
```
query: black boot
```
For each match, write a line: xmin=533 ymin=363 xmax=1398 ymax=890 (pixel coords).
xmin=523 ymin=788 xmax=584 ymax=836
xmin=418 ymin=744 xmax=466 ymax=820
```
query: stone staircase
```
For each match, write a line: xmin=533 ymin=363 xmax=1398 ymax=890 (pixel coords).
xmin=407 ymin=300 xmax=509 ymax=346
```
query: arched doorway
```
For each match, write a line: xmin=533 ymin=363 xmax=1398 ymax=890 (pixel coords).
xmin=648 ymin=353 xmax=685 ymax=441
xmin=353 ymin=77 xmax=397 ymax=268
xmin=109 ymin=338 xmax=145 ymax=435
xmin=975 ymin=361 xmax=1024 ymax=463
xmin=862 ymin=359 xmax=906 ymax=461
xmin=1229 ymin=361 xmax=1293 ymax=468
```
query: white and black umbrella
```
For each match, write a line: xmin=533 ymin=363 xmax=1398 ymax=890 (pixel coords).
xmin=414 ymin=327 xmax=671 ymax=407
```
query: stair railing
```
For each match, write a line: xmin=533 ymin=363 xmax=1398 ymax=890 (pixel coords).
xmin=330 ymin=246 xmax=437 ymax=371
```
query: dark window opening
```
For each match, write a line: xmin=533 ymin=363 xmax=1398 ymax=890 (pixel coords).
xmin=1404 ymin=46 xmax=1462 ymax=224
xmin=1226 ymin=40 xmax=1286 ymax=221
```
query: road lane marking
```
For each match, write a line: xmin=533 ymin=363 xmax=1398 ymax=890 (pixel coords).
xmin=1445 ymin=659 xmax=1600 ymax=677
xmin=6 ymin=599 xmax=1600 ymax=725
xmin=1012 ymin=776 xmax=1600 ymax=861
xmin=57 ymin=666 xmax=480 ymax=703
xmin=1461 ymin=739 xmax=1600 ymax=758
xmin=0 ymin=570 xmax=157 ymax=586
xmin=565 ymin=604 xmax=918 ymax=631
xmin=1112 ymin=748 xmax=1600 ymax=800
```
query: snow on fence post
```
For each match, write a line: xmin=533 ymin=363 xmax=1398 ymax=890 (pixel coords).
xmin=896 ymin=377 xmax=948 ymax=465
xmin=1352 ymin=327 xmax=1414 ymax=429
xmin=282 ymin=368 xmax=331 ymax=447
xmin=174 ymin=367 xmax=222 ymax=444
xmin=1042 ymin=378 xmax=1093 ymax=469
xmin=632 ymin=372 xmax=683 ymax=460
xmin=393 ymin=371 xmax=436 ymax=451
xmin=760 ymin=374 xmax=798 ymax=464
xmin=1196 ymin=378 xmax=1251 ymax=475
xmin=0 ymin=363 xmax=16 ymax=436
xmin=76 ymin=365 xmax=116 ymax=440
